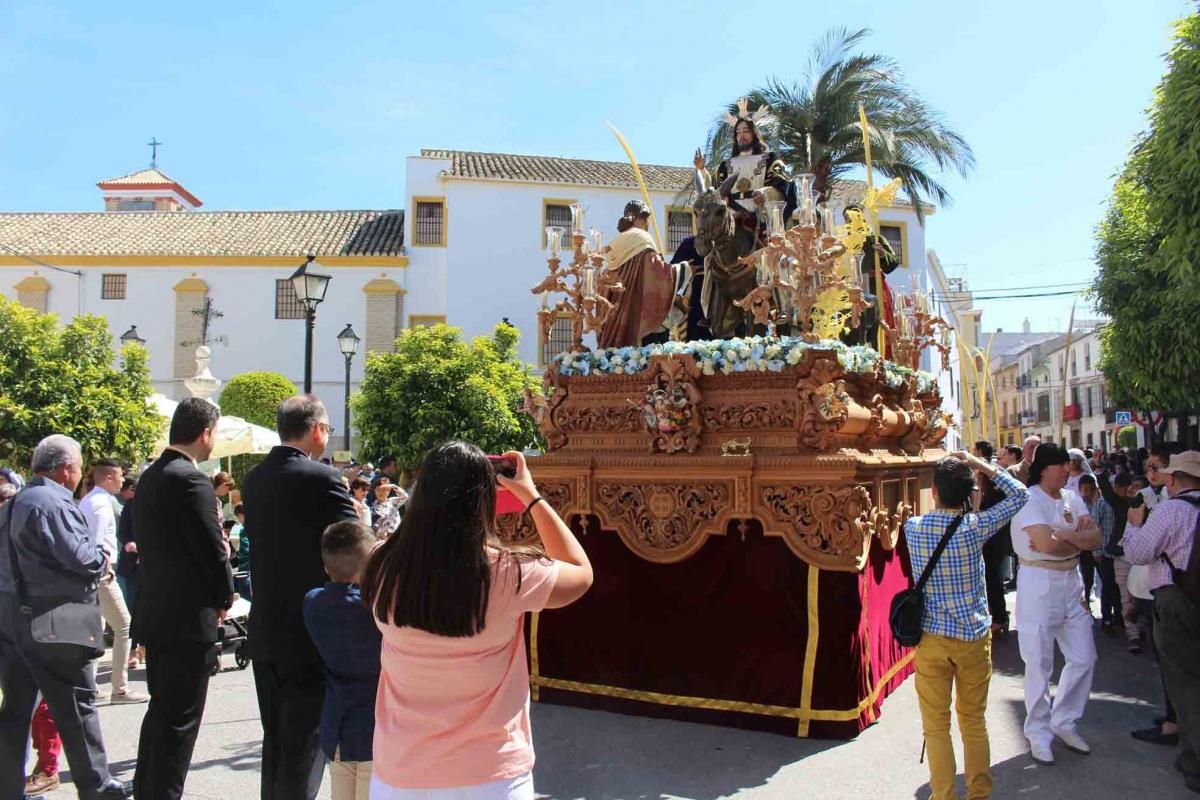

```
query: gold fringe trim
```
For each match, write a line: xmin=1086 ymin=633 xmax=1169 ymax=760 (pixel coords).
xmin=529 ymin=650 xmax=915 ymax=727
xmin=529 ymin=612 xmax=541 ymax=702
xmin=798 ymin=566 xmax=821 ymax=736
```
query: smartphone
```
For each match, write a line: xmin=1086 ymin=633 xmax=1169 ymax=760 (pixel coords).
xmin=486 ymin=455 xmax=517 ymax=480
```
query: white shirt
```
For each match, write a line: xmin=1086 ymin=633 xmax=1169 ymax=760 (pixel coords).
xmin=79 ymin=486 xmax=118 ymax=559
xmin=1010 ymin=485 xmax=1089 ymax=561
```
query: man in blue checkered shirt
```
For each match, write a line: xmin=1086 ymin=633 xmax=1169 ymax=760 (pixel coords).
xmin=903 ymin=451 xmax=1029 ymax=800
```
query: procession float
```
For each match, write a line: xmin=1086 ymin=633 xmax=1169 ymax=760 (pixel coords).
xmin=502 ymin=101 xmax=955 ymax=738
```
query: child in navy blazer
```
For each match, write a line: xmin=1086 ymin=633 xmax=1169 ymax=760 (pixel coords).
xmin=302 ymin=521 xmax=381 ymax=800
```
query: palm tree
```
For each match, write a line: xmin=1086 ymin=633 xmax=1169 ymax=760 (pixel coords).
xmin=699 ymin=28 xmax=974 ymax=221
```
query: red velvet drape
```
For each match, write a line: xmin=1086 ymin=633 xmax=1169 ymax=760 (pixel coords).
xmin=528 ymin=517 xmax=914 ymax=738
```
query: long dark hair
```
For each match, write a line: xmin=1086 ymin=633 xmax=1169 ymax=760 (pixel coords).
xmin=361 ymin=440 xmax=540 ymax=637
xmin=729 ymin=119 xmax=765 ymax=158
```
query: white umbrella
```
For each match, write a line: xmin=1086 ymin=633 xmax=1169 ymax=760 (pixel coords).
xmin=150 ymin=393 xmax=280 ymax=459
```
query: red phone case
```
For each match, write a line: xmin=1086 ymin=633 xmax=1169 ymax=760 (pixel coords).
xmin=496 ymin=487 xmax=525 ymax=515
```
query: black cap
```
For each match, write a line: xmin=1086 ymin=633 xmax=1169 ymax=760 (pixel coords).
xmin=1029 ymin=442 xmax=1071 ymax=485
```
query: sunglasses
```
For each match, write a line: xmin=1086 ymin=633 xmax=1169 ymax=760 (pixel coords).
xmin=318 ymin=422 xmax=335 ymax=435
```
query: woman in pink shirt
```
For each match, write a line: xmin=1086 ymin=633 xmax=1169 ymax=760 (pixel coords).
xmin=361 ymin=441 xmax=593 ymax=799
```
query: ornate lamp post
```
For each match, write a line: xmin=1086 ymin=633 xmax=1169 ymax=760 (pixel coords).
xmin=336 ymin=323 xmax=360 ymax=453
xmin=119 ymin=325 xmax=146 ymax=346
xmin=290 ymin=255 xmax=332 ymax=393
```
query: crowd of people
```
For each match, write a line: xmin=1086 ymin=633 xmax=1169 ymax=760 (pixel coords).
xmin=905 ymin=436 xmax=1200 ymax=798
xmin=0 ymin=394 xmax=591 ymax=800
xmin=2 ymin=406 xmax=1197 ymax=799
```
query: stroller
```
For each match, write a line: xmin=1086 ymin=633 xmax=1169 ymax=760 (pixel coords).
xmin=209 ymin=571 xmax=252 ymax=675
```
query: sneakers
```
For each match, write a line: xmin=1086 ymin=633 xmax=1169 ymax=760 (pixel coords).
xmin=1030 ymin=740 xmax=1055 ymax=765
xmin=24 ymin=772 xmax=60 ymax=796
xmin=110 ymin=688 xmax=150 ymax=704
xmin=1053 ymin=727 xmax=1092 ymax=755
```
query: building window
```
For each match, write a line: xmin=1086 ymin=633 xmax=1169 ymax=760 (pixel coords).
xmin=116 ymin=199 xmax=155 ymax=211
xmin=274 ymin=279 xmax=306 ymax=320
xmin=1085 ymin=343 xmax=1091 ymax=371
xmin=101 ymin=273 xmax=127 ymax=300
xmin=541 ymin=313 xmax=575 ymax=366
xmin=879 ymin=224 xmax=905 ymax=268
xmin=666 ymin=208 xmax=695 ymax=254
xmin=413 ymin=199 xmax=446 ymax=246
xmin=543 ymin=202 xmax=574 ymax=248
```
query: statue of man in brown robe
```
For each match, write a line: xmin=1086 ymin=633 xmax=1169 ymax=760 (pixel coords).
xmin=596 ymin=201 xmax=675 ymax=349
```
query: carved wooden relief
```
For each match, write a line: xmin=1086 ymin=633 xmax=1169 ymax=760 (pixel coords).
xmin=595 ymin=481 xmax=732 ymax=563
xmin=756 ymin=484 xmax=872 ymax=571
xmin=637 ymin=356 xmax=704 ymax=454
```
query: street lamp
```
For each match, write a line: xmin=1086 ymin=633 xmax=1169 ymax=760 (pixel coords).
xmin=290 ymin=255 xmax=332 ymax=393
xmin=336 ymin=323 xmax=360 ymax=453
xmin=119 ymin=325 xmax=146 ymax=346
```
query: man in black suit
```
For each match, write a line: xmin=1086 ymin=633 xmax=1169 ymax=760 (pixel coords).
xmin=243 ymin=394 xmax=357 ymax=799
xmin=132 ymin=398 xmax=234 ymax=800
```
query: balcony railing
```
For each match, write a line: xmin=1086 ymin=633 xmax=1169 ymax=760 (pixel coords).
xmin=1064 ymin=404 xmax=1083 ymax=422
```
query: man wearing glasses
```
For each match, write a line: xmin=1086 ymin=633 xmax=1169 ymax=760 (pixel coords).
xmin=242 ymin=395 xmax=358 ymax=800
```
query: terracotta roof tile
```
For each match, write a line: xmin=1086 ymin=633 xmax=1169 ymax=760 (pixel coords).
xmin=0 ymin=210 xmax=405 ymax=257
xmin=419 ymin=149 xmax=917 ymax=208
xmin=97 ymin=168 xmax=181 ymax=187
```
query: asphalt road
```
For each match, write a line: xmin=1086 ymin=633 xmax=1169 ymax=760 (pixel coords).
xmin=23 ymin=594 xmax=1194 ymax=799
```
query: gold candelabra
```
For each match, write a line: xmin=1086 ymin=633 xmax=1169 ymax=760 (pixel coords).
xmin=530 ymin=203 xmax=624 ymax=354
xmin=734 ymin=175 xmax=870 ymax=341
xmin=882 ymin=291 xmax=953 ymax=372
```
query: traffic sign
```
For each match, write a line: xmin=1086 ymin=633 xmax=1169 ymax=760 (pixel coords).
xmin=1115 ymin=411 xmax=1133 ymax=425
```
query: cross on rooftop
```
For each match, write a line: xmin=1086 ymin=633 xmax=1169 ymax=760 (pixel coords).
xmin=147 ymin=137 xmax=163 ymax=168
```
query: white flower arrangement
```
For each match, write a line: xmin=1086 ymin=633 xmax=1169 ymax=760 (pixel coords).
xmin=549 ymin=336 xmax=936 ymax=394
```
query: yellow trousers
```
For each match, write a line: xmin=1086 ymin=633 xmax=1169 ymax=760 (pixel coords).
xmin=914 ymin=632 xmax=993 ymax=800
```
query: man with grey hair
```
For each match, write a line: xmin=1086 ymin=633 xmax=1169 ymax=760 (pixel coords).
xmin=0 ymin=434 xmax=132 ymax=799
xmin=244 ymin=394 xmax=357 ymax=799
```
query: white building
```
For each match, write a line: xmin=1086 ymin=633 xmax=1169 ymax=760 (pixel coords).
xmin=0 ymin=168 xmax=407 ymax=451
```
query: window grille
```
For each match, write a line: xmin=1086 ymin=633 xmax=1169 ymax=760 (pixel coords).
xmin=545 ymin=204 xmax=572 ymax=247
xmin=116 ymin=199 xmax=155 ymax=211
xmin=101 ymin=273 xmax=127 ymax=300
xmin=542 ymin=314 xmax=574 ymax=365
xmin=666 ymin=210 xmax=694 ymax=254
xmin=275 ymin=279 xmax=305 ymax=320
xmin=414 ymin=201 xmax=444 ymax=245
xmin=879 ymin=225 xmax=904 ymax=267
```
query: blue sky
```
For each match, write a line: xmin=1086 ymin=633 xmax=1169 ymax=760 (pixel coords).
xmin=1 ymin=0 xmax=1190 ymax=334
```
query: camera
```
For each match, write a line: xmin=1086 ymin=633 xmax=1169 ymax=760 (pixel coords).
xmin=486 ymin=455 xmax=517 ymax=480
xmin=1128 ymin=492 xmax=1145 ymax=509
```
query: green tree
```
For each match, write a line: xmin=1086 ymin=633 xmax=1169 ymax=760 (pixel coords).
xmin=1140 ymin=13 xmax=1200 ymax=282
xmin=353 ymin=322 xmax=541 ymax=469
xmin=697 ymin=28 xmax=974 ymax=219
xmin=0 ymin=296 xmax=161 ymax=468
xmin=1093 ymin=12 xmax=1200 ymax=413
xmin=217 ymin=371 xmax=297 ymax=482
xmin=1118 ymin=425 xmax=1139 ymax=450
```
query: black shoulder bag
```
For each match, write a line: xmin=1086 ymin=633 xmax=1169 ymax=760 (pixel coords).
xmin=890 ymin=514 xmax=964 ymax=647
xmin=5 ymin=500 xmax=105 ymax=658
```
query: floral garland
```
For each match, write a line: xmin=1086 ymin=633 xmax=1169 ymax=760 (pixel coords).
xmin=549 ymin=336 xmax=936 ymax=394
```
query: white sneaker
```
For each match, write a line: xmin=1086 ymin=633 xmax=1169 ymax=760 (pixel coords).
xmin=1052 ymin=727 xmax=1091 ymax=755
xmin=110 ymin=688 xmax=150 ymax=704
xmin=1030 ymin=740 xmax=1055 ymax=765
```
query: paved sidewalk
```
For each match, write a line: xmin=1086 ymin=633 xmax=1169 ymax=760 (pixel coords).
xmin=22 ymin=597 xmax=1191 ymax=798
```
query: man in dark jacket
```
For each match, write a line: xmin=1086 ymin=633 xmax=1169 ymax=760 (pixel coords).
xmin=132 ymin=398 xmax=233 ymax=800
xmin=243 ymin=394 xmax=358 ymax=800
xmin=0 ymin=434 xmax=131 ymax=799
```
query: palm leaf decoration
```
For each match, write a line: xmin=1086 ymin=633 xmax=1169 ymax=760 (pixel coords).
xmin=689 ymin=28 xmax=974 ymax=223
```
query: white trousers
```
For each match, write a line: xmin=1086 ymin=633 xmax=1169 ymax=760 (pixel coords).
xmin=1016 ymin=565 xmax=1097 ymax=747
xmin=97 ymin=575 xmax=131 ymax=693
xmin=369 ymin=772 xmax=534 ymax=800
